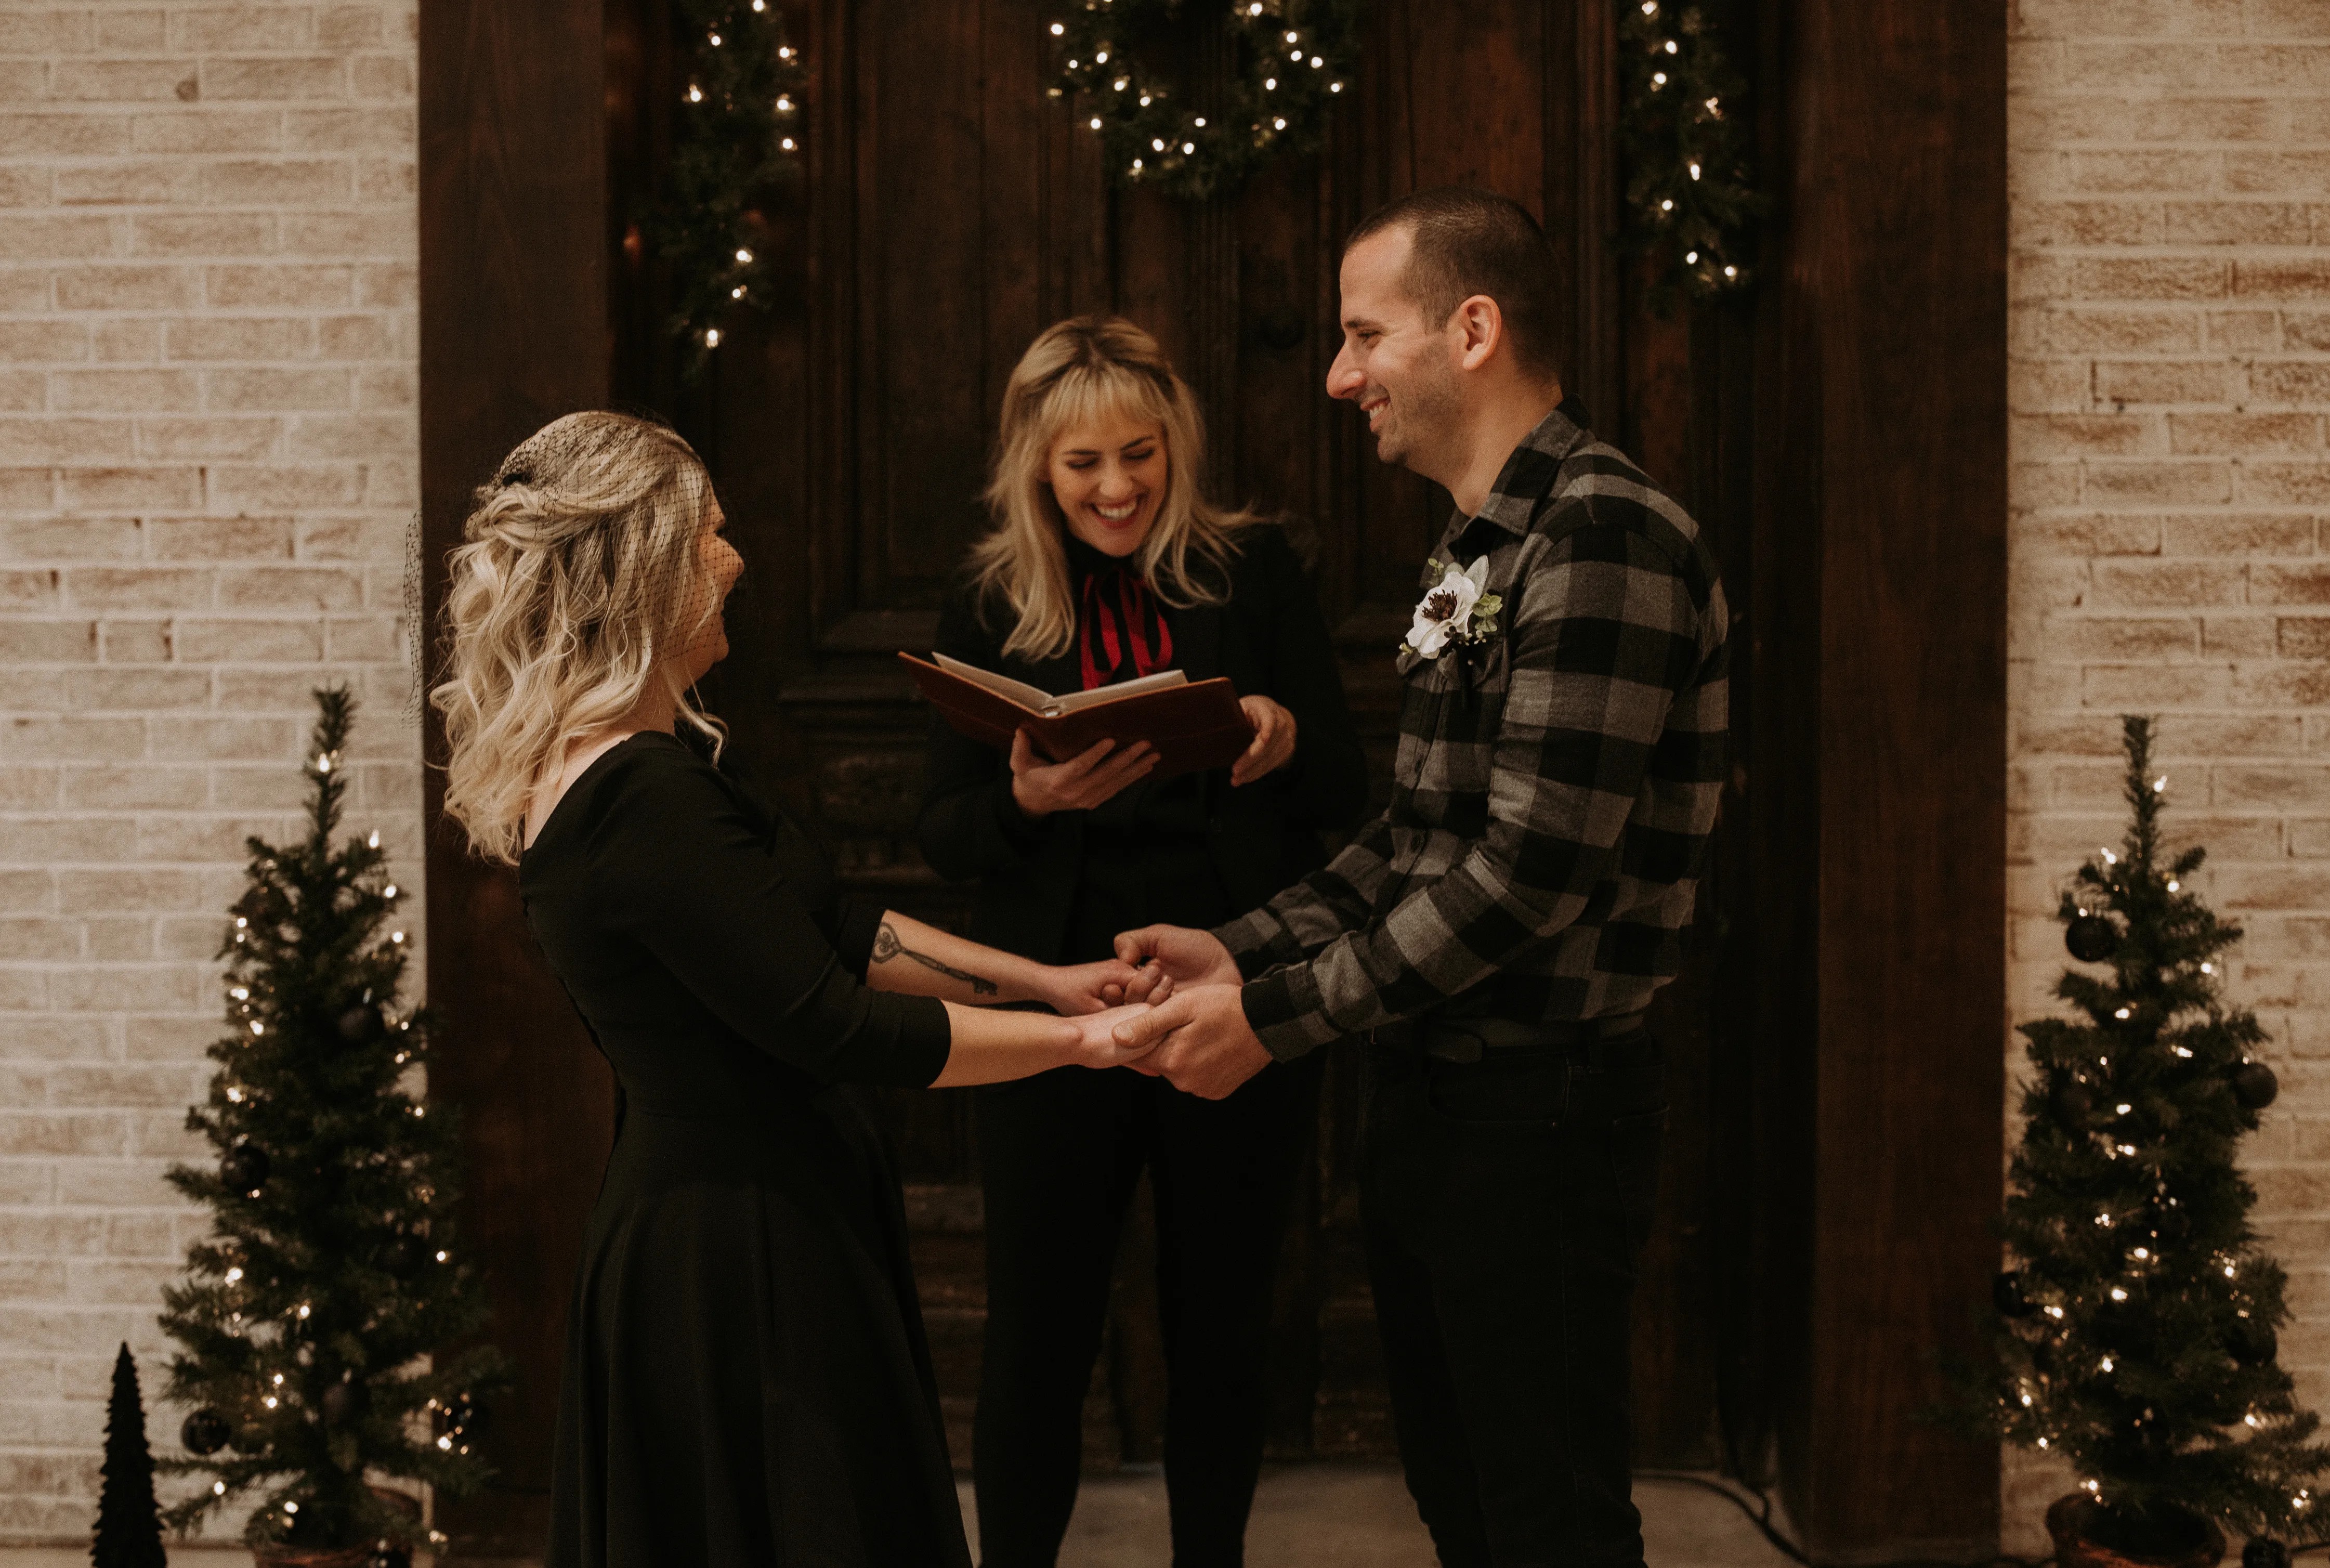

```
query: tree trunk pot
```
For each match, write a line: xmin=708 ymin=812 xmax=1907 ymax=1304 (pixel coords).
xmin=251 ymin=1548 xmax=370 ymax=1568
xmin=2048 ymin=1495 xmax=2227 ymax=1568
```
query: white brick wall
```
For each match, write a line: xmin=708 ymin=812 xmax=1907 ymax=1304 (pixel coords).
xmin=2007 ymin=0 xmax=2330 ymax=1547
xmin=0 ymin=4 xmax=418 ymax=1544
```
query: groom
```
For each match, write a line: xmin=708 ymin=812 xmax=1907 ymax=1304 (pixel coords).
xmin=1111 ymin=188 xmax=1731 ymax=1567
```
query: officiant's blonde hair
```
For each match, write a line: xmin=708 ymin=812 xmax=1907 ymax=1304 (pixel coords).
xmin=970 ymin=316 xmax=1255 ymax=662
xmin=431 ymin=411 xmax=727 ymax=866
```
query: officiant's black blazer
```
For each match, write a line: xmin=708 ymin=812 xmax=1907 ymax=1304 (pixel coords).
xmin=917 ymin=524 xmax=1368 ymax=966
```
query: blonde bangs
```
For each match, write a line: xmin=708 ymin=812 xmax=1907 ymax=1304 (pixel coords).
xmin=970 ymin=316 xmax=1257 ymax=664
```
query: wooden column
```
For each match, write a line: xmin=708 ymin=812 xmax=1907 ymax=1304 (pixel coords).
xmin=417 ymin=0 xmax=614 ymax=1550
xmin=1756 ymin=0 xmax=2009 ymax=1551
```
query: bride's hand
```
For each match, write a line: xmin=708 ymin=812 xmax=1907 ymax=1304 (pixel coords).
xmin=1069 ymin=1003 xmax=1161 ymax=1070
xmin=1041 ymin=957 xmax=1172 ymax=1014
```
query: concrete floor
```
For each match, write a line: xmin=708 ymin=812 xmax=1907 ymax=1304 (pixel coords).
xmin=0 ymin=1466 xmax=1796 ymax=1566
xmin=963 ymin=1465 xmax=1801 ymax=1567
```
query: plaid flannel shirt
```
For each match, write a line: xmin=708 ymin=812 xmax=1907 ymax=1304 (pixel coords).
xmin=1215 ymin=402 xmax=1730 ymax=1060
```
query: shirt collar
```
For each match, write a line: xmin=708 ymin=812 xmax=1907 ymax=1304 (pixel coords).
xmin=1457 ymin=396 xmax=1594 ymax=543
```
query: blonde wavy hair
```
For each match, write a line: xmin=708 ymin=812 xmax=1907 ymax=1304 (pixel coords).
xmin=969 ymin=316 xmax=1257 ymax=662
xmin=431 ymin=411 xmax=727 ymax=866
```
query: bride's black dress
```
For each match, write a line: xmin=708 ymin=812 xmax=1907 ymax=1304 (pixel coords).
xmin=519 ymin=730 xmax=970 ymax=1567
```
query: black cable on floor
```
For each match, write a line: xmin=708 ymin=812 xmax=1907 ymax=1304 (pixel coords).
xmin=1633 ymin=1469 xmax=2049 ymax=1568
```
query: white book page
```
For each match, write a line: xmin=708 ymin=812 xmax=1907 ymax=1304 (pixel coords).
xmin=1048 ymin=668 xmax=1188 ymax=714
xmin=932 ymin=652 xmax=1059 ymax=713
xmin=933 ymin=652 xmax=1187 ymax=716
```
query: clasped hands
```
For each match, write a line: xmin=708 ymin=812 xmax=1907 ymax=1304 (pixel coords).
xmin=1041 ymin=924 xmax=1269 ymax=1100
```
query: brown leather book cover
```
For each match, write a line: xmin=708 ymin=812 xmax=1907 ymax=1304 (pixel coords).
xmin=899 ymin=652 xmax=1255 ymax=780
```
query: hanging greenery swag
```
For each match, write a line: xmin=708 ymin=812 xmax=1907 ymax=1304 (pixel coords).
xmin=646 ymin=0 xmax=806 ymax=365
xmin=1617 ymin=0 xmax=1763 ymax=303
xmin=1048 ymin=0 xmax=1362 ymax=203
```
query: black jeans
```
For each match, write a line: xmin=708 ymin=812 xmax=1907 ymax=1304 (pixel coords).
xmin=972 ymin=1057 xmax=1317 ymax=1568
xmin=1360 ymin=1033 xmax=1667 ymax=1568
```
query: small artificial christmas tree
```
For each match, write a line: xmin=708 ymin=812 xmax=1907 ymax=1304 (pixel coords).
xmin=158 ymin=688 xmax=502 ymax=1556
xmin=1975 ymin=715 xmax=2330 ymax=1552
xmin=93 ymin=1342 xmax=166 ymax=1568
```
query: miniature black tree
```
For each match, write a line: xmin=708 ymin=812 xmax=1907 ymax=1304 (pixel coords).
xmin=158 ymin=687 xmax=502 ymax=1556
xmin=1974 ymin=715 xmax=2330 ymax=1553
xmin=93 ymin=1342 xmax=166 ymax=1568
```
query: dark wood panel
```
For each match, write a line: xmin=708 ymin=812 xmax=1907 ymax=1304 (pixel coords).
xmin=1766 ymin=0 xmax=2009 ymax=1550
xmin=417 ymin=0 xmax=618 ymax=1548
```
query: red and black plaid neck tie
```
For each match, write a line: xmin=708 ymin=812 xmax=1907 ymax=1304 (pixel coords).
xmin=1078 ymin=565 xmax=1174 ymax=691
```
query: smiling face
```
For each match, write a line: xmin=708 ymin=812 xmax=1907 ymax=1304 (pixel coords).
xmin=1328 ymin=224 xmax=1465 ymax=479
xmin=1045 ymin=411 xmax=1169 ymax=558
xmin=674 ymin=492 xmax=745 ymax=685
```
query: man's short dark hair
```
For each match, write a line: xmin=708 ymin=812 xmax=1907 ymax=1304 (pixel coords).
xmin=1345 ymin=187 xmax=1562 ymax=383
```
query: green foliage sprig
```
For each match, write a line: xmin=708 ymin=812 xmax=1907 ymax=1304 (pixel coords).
xmin=647 ymin=0 xmax=806 ymax=367
xmin=1958 ymin=716 xmax=2330 ymax=1542
xmin=159 ymin=688 xmax=504 ymax=1554
xmin=1617 ymin=0 xmax=1762 ymax=305
xmin=1050 ymin=0 xmax=1359 ymax=202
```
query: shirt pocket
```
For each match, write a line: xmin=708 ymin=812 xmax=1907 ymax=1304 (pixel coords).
xmin=1395 ymin=635 xmax=1511 ymax=794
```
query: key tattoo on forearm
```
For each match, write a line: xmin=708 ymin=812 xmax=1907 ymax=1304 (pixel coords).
xmin=873 ymin=920 xmax=998 ymax=996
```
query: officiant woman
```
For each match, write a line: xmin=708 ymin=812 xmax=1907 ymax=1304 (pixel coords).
xmin=919 ymin=317 xmax=1367 ymax=1568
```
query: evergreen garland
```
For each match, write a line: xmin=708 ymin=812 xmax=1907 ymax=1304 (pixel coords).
xmin=1617 ymin=0 xmax=1762 ymax=304
xmin=93 ymin=1343 xmax=166 ymax=1568
xmin=647 ymin=0 xmax=806 ymax=365
xmin=1049 ymin=0 xmax=1359 ymax=202
xmin=158 ymin=688 xmax=504 ymax=1555
xmin=1961 ymin=716 xmax=2330 ymax=1545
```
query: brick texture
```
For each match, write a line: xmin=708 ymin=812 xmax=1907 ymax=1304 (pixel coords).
xmin=0 ymin=5 xmax=418 ymax=1545
xmin=2009 ymin=0 xmax=2330 ymax=1549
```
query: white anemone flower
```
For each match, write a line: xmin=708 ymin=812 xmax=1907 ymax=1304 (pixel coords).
xmin=1406 ymin=557 xmax=1493 ymax=658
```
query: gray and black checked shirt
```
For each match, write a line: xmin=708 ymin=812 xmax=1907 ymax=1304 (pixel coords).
xmin=1215 ymin=402 xmax=1731 ymax=1061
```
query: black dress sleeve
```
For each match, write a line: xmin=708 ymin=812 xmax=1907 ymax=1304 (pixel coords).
xmin=594 ymin=750 xmax=953 ymax=1088
xmin=1251 ymin=527 xmax=1370 ymax=832
xmin=917 ymin=581 xmax=1055 ymax=882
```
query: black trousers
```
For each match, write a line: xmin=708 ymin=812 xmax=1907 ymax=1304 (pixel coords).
xmin=972 ymin=1057 xmax=1317 ymax=1568
xmin=1360 ymin=1033 xmax=1667 ymax=1568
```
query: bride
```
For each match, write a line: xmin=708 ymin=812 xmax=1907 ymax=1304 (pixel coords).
xmin=431 ymin=410 xmax=1164 ymax=1566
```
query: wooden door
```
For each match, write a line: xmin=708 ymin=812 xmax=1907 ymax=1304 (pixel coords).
xmin=609 ymin=0 xmax=1731 ymax=1473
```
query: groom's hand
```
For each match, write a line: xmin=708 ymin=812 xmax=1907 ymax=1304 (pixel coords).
xmin=1111 ymin=923 xmax=1241 ymax=1004
xmin=1111 ymin=984 xmax=1270 ymax=1100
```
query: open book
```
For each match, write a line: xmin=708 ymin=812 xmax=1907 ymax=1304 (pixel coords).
xmin=900 ymin=651 xmax=1256 ymax=781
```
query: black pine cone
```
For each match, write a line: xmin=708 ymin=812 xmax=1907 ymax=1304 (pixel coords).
xmin=2244 ymin=1539 xmax=2292 ymax=1568
xmin=2066 ymin=913 xmax=2118 ymax=963
xmin=219 ymin=1142 xmax=269 ymax=1194
xmin=1993 ymin=1271 xmax=2038 ymax=1318
xmin=2230 ymin=1317 xmax=2277 ymax=1367
xmin=336 ymin=1005 xmax=385 ymax=1043
xmin=2049 ymin=1078 xmax=2095 ymax=1130
xmin=2233 ymin=1061 xmax=2279 ymax=1112
xmin=180 ymin=1407 xmax=231 ymax=1456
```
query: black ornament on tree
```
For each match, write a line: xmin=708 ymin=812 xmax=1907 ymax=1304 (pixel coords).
xmin=219 ymin=1141 xmax=269 ymax=1194
xmin=2230 ymin=1317 xmax=2279 ymax=1367
xmin=2065 ymin=913 xmax=2118 ymax=963
xmin=2244 ymin=1539 xmax=2292 ymax=1568
xmin=320 ymin=1379 xmax=369 ymax=1427
xmin=366 ymin=1548 xmax=412 ymax=1568
xmin=178 ymin=1407 xmax=231 ymax=1457
xmin=2233 ymin=1060 xmax=2279 ymax=1112
xmin=2030 ymin=1338 xmax=2056 ymax=1377
xmin=1994 ymin=1271 xmax=2038 ymax=1318
xmin=383 ymin=1232 xmax=433 ymax=1275
xmin=2049 ymin=1077 xmax=2095 ymax=1130
xmin=337 ymin=1005 xmax=385 ymax=1043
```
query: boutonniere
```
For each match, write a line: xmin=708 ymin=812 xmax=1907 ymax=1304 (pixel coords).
xmin=1401 ymin=556 xmax=1504 ymax=660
